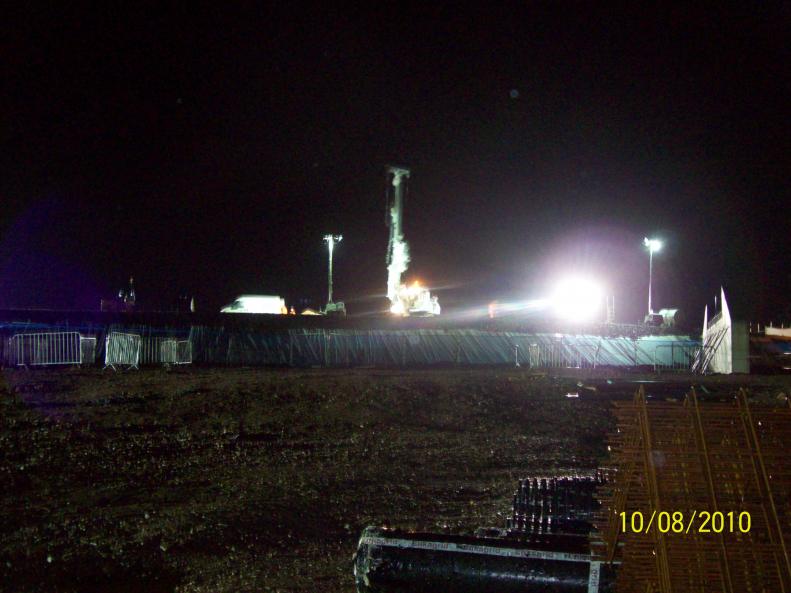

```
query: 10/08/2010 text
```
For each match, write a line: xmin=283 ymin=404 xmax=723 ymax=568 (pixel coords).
xmin=620 ymin=511 xmax=751 ymax=534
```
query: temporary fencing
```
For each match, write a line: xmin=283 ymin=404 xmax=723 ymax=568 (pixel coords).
xmin=188 ymin=327 xmax=700 ymax=369
xmin=141 ymin=337 xmax=171 ymax=365
xmin=160 ymin=339 xmax=177 ymax=364
xmin=80 ymin=336 xmax=97 ymax=365
xmin=104 ymin=332 xmax=141 ymax=370
xmin=176 ymin=339 xmax=192 ymax=364
xmin=0 ymin=321 xmax=700 ymax=370
xmin=140 ymin=337 xmax=193 ymax=365
xmin=7 ymin=331 xmax=85 ymax=366
xmin=652 ymin=342 xmax=699 ymax=372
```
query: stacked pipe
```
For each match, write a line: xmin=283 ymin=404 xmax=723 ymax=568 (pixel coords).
xmin=354 ymin=526 xmax=615 ymax=593
xmin=353 ymin=472 xmax=615 ymax=592
xmin=507 ymin=472 xmax=605 ymax=536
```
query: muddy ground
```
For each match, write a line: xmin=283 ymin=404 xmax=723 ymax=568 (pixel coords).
xmin=1 ymin=367 xmax=789 ymax=592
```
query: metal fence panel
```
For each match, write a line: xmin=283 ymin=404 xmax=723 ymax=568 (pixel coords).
xmin=140 ymin=337 xmax=168 ymax=365
xmin=653 ymin=343 xmax=699 ymax=372
xmin=80 ymin=336 xmax=97 ymax=365
xmin=176 ymin=340 xmax=192 ymax=364
xmin=136 ymin=337 xmax=193 ymax=366
xmin=8 ymin=332 xmax=83 ymax=366
xmin=105 ymin=332 xmax=141 ymax=370
xmin=160 ymin=338 xmax=178 ymax=365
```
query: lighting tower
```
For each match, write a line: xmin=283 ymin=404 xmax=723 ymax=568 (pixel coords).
xmin=644 ymin=237 xmax=662 ymax=315
xmin=323 ymin=234 xmax=342 ymax=306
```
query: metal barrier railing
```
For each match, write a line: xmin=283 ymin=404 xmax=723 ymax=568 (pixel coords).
xmin=653 ymin=344 xmax=699 ymax=372
xmin=137 ymin=337 xmax=192 ymax=366
xmin=524 ymin=340 xmax=602 ymax=369
xmin=160 ymin=338 xmax=178 ymax=365
xmin=141 ymin=337 xmax=168 ymax=365
xmin=80 ymin=336 xmax=97 ymax=365
xmin=8 ymin=332 xmax=84 ymax=367
xmin=104 ymin=332 xmax=141 ymax=370
xmin=175 ymin=340 xmax=192 ymax=365
xmin=158 ymin=338 xmax=192 ymax=365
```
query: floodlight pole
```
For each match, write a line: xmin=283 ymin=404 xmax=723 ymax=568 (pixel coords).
xmin=648 ymin=247 xmax=654 ymax=315
xmin=644 ymin=238 xmax=661 ymax=316
xmin=324 ymin=234 xmax=342 ymax=305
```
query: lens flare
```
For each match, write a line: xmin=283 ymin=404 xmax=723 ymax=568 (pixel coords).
xmin=551 ymin=277 xmax=604 ymax=322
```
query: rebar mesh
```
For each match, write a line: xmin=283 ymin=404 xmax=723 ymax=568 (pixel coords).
xmin=593 ymin=387 xmax=791 ymax=593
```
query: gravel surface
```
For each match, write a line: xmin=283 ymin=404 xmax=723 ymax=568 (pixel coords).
xmin=2 ymin=367 xmax=787 ymax=592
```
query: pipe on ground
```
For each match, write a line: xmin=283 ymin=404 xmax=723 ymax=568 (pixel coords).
xmin=353 ymin=526 xmax=615 ymax=592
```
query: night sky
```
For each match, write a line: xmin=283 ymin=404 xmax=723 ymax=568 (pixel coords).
xmin=2 ymin=5 xmax=789 ymax=324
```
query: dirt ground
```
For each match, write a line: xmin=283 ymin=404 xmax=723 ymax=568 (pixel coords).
xmin=1 ymin=367 xmax=789 ymax=592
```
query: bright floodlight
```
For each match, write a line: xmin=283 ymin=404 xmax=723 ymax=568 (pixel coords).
xmin=551 ymin=277 xmax=604 ymax=322
xmin=644 ymin=237 xmax=662 ymax=252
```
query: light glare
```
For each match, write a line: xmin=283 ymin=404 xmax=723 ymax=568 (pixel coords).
xmin=551 ymin=277 xmax=604 ymax=322
xmin=644 ymin=237 xmax=662 ymax=252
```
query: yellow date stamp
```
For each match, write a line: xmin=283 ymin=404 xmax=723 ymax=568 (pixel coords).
xmin=620 ymin=511 xmax=751 ymax=534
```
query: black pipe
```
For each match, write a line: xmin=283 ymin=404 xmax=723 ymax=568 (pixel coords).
xmin=509 ymin=473 xmax=603 ymax=537
xmin=353 ymin=526 xmax=616 ymax=593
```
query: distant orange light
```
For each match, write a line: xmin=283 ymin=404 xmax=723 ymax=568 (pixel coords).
xmin=488 ymin=301 xmax=498 ymax=319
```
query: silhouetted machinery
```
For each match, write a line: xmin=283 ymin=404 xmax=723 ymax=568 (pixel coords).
xmin=354 ymin=472 xmax=615 ymax=592
xmin=384 ymin=166 xmax=440 ymax=316
xmin=644 ymin=308 xmax=682 ymax=328
xmin=100 ymin=276 xmax=137 ymax=312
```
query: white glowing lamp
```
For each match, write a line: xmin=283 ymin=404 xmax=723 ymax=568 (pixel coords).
xmin=551 ymin=277 xmax=604 ymax=322
xmin=643 ymin=237 xmax=662 ymax=253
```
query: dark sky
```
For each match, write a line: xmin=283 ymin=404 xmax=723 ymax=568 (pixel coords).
xmin=2 ymin=5 xmax=789 ymax=324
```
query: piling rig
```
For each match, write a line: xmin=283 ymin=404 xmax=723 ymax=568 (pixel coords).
xmin=384 ymin=166 xmax=440 ymax=317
